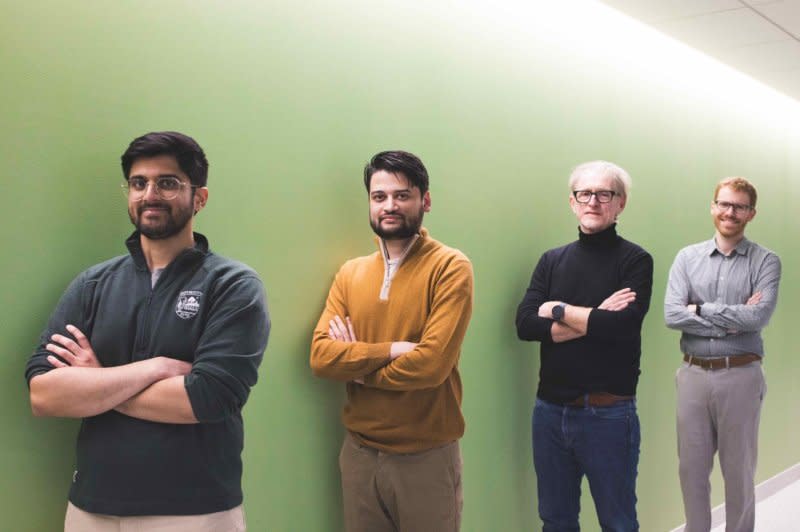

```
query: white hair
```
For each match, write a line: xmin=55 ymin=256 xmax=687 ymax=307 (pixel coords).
xmin=568 ymin=160 xmax=632 ymax=198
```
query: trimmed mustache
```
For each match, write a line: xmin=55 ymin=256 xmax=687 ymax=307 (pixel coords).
xmin=138 ymin=202 xmax=170 ymax=215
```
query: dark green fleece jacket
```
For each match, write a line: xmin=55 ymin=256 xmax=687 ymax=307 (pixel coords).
xmin=26 ymin=232 xmax=269 ymax=516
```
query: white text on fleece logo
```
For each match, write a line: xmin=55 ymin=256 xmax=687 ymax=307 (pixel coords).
xmin=175 ymin=291 xmax=203 ymax=319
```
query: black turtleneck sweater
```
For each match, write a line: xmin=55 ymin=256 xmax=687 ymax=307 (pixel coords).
xmin=516 ymin=224 xmax=653 ymax=403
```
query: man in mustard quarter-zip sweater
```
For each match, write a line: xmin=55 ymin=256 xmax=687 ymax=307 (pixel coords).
xmin=310 ymin=150 xmax=474 ymax=532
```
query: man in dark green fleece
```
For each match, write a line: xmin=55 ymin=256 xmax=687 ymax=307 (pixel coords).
xmin=25 ymin=131 xmax=270 ymax=531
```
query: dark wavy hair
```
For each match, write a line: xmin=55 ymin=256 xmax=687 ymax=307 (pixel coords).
xmin=121 ymin=131 xmax=209 ymax=187
xmin=363 ymin=150 xmax=429 ymax=195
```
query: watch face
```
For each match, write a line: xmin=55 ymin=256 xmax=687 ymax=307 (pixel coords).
xmin=552 ymin=304 xmax=565 ymax=321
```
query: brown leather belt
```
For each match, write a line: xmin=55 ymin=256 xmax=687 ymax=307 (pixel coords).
xmin=565 ymin=392 xmax=635 ymax=408
xmin=683 ymin=353 xmax=761 ymax=370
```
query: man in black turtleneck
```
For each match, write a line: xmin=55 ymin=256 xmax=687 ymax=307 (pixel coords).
xmin=516 ymin=161 xmax=653 ymax=532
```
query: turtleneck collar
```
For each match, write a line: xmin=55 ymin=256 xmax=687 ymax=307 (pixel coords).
xmin=577 ymin=223 xmax=618 ymax=247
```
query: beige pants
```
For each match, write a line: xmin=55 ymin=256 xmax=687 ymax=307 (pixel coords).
xmin=64 ymin=502 xmax=246 ymax=532
xmin=339 ymin=432 xmax=462 ymax=532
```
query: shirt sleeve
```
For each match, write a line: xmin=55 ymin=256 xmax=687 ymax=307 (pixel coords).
xmin=25 ymin=272 xmax=91 ymax=384
xmin=586 ymin=249 xmax=654 ymax=338
xmin=309 ymin=265 xmax=395 ymax=381
xmin=361 ymin=257 xmax=474 ymax=391
xmin=699 ymin=253 xmax=781 ymax=332
xmin=515 ymin=253 xmax=555 ymax=343
xmin=664 ymin=249 xmax=729 ymax=337
xmin=184 ymin=274 xmax=270 ymax=423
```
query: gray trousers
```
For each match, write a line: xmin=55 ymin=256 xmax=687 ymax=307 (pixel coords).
xmin=676 ymin=360 xmax=766 ymax=532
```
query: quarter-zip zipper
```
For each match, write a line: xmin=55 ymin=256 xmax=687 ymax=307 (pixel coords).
xmin=133 ymin=269 xmax=155 ymax=360
xmin=378 ymin=235 xmax=420 ymax=301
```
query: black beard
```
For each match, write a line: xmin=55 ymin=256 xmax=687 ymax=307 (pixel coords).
xmin=369 ymin=212 xmax=423 ymax=240
xmin=129 ymin=202 xmax=192 ymax=240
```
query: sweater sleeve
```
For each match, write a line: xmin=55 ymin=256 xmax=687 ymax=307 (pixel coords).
xmin=184 ymin=274 xmax=270 ymax=423
xmin=361 ymin=257 xmax=473 ymax=391
xmin=586 ymin=248 xmax=653 ymax=338
xmin=25 ymin=271 xmax=91 ymax=384
xmin=515 ymin=253 xmax=555 ymax=343
xmin=309 ymin=265 xmax=394 ymax=381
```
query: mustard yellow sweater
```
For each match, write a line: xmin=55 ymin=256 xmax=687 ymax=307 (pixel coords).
xmin=310 ymin=228 xmax=474 ymax=453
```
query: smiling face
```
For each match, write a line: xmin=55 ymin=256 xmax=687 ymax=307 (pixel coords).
xmin=569 ymin=171 xmax=626 ymax=234
xmin=712 ymin=185 xmax=756 ymax=241
xmin=368 ymin=170 xmax=430 ymax=240
xmin=126 ymin=155 xmax=207 ymax=241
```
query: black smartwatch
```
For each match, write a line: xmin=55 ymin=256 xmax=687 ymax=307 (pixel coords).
xmin=695 ymin=303 xmax=703 ymax=316
xmin=552 ymin=303 xmax=566 ymax=321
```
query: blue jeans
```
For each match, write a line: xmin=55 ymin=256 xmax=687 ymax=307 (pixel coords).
xmin=532 ymin=398 xmax=640 ymax=532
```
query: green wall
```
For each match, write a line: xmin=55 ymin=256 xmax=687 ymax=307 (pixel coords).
xmin=2 ymin=1 xmax=797 ymax=530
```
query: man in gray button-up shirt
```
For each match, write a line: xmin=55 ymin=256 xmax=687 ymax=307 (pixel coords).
xmin=665 ymin=177 xmax=781 ymax=532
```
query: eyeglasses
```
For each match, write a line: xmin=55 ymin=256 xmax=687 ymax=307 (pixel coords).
xmin=121 ymin=176 xmax=197 ymax=201
xmin=714 ymin=200 xmax=752 ymax=214
xmin=572 ymin=190 xmax=617 ymax=204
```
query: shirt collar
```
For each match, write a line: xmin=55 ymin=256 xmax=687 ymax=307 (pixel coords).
xmin=707 ymin=235 xmax=751 ymax=257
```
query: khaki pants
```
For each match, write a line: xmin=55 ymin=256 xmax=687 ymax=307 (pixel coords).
xmin=64 ymin=502 xmax=246 ymax=532
xmin=339 ymin=432 xmax=462 ymax=532
xmin=677 ymin=361 xmax=766 ymax=532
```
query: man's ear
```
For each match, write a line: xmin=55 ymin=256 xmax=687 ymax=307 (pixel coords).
xmin=194 ymin=187 xmax=209 ymax=215
xmin=617 ymin=194 xmax=627 ymax=212
xmin=423 ymin=191 xmax=431 ymax=213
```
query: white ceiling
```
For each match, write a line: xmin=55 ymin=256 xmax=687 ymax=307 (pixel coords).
xmin=598 ymin=0 xmax=800 ymax=101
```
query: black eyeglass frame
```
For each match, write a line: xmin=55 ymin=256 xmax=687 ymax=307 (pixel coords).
xmin=572 ymin=189 xmax=618 ymax=204
xmin=713 ymin=200 xmax=753 ymax=214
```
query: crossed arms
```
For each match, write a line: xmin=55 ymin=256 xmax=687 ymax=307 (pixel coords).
xmin=28 ymin=274 xmax=269 ymax=424
xmin=664 ymin=248 xmax=781 ymax=336
xmin=29 ymin=325 xmax=197 ymax=423
xmin=537 ymin=288 xmax=639 ymax=343
xmin=516 ymin=251 xmax=653 ymax=344
xmin=309 ymin=258 xmax=473 ymax=391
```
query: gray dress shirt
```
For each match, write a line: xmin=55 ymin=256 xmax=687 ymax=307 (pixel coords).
xmin=664 ymin=236 xmax=781 ymax=358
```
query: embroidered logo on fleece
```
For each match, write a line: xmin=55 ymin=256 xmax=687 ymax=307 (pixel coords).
xmin=176 ymin=291 xmax=203 ymax=319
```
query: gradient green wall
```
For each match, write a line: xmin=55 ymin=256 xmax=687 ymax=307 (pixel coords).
xmin=2 ymin=1 xmax=797 ymax=530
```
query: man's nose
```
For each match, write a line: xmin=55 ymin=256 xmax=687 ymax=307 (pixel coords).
xmin=142 ymin=181 xmax=160 ymax=201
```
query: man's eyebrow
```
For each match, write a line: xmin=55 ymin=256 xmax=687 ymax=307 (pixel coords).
xmin=371 ymin=188 xmax=411 ymax=194
xmin=128 ymin=173 xmax=181 ymax=180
